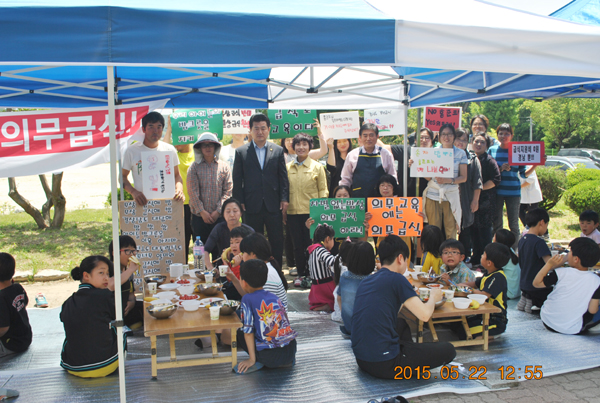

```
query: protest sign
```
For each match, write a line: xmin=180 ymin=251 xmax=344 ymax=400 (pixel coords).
xmin=0 ymin=99 xmax=166 ymax=178
xmin=267 ymin=109 xmax=317 ymax=139
xmin=222 ymin=109 xmax=254 ymax=134
xmin=119 ymin=200 xmax=185 ymax=292
xmin=409 ymin=147 xmax=454 ymax=178
xmin=367 ymin=197 xmax=423 ymax=237
xmin=423 ymin=107 xmax=462 ymax=132
xmin=309 ymin=198 xmax=366 ymax=238
xmin=363 ymin=108 xmax=406 ymax=136
xmin=319 ymin=111 xmax=360 ymax=139
xmin=141 ymin=151 xmax=176 ymax=200
xmin=170 ymin=109 xmax=223 ymax=144
xmin=508 ymin=141 xmax=545 ymax=166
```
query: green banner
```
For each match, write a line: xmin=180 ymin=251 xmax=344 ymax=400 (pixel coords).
xmin=170 ymin=109 xmax=224 ymax=144
xmin=309 ymin=198 xmax=366 ymax=238
xmin=267 ymin=109 xmax=317 ymax=139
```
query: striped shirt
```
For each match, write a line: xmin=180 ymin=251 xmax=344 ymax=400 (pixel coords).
xmin=265 ymin=262 xmax=288 ymax=311
xmin=308 ymin=244 xmax=336 ymax=281
xmin=488 ymin=145 xmax=526 ymax=197
xmin=187 ymin=159 xmax=232 ymax=215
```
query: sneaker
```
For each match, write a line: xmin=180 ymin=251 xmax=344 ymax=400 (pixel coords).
xmin=300 ymin=276 xmax=312 ymax=289
xmin=35 ymin=293 xmax=48 ymax=308
xmin=293 ymin=277 xmax=303 ymax=288
xmin=289 ymin=267 xmax=298 ymax=276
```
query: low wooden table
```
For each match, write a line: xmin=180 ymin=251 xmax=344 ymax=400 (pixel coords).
xmin=411 ymin=279 xmax=501 ymax=351
xmin=143 ymin=286 xmax=242 ymax=378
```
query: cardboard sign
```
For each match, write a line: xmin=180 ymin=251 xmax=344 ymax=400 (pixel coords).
xmin=170 ymin=109 xmax=224 ymax=144
xmin=423 ymin=107 xmax=462 ymax=132
xmin=409 ymin=147 xmax=454 ymax=178
xmin=367 ymin=197 xmax=423 ymax=237
xmin=509 ymin=141 xmax=545 ymax=166
xmin=363 ymin=108 xmax=406 ymax=136
xmin=267 ymin=109 xmax=317 ymax=139
xmin=222 ymin=109 xmax=254 ymax=134
xmin=119 ymin=200 xmax=186 ymax=292
xmin=141 ymin=151 xmax=176 ymax=199
xmin=309 ymin=198 xmax=366 ymax=238
xmin=319 ymin=111 xmax=360 ymax=139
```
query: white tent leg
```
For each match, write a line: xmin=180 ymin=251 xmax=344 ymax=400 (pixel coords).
xmin=402 ymin=82 xmax=408 ymax=198
xmin=107 ymin=66 xmax=127 ymax=403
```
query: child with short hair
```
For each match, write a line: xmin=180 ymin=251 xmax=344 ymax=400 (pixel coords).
xmin=420 ymin=225 xmax=445 ymax=275
xmin=533 ymin=237 xmax=600 ymax=334
xmin=456 ymin=243 xmax=510 ymax=339
xmin=579 ymin=210 xmax=600 ymax=244
xmin=307 ymin=224 xmax=337 ymax=311
xmin=494 ymin=229 xmax=521 ymax=299
xmin=0 ymin=253 xmax=32 ymax=357
xmin=517 ymin=208 xmax=552 ymax=313
xmin=234 ymin=259 xmax=297 ymax=374
xmin=222 ymin=226 xmax=254 ymax=280
xmin=331 ymin=239 xmax=354 ymax=323
xmin=439 ymin=239 xmax=475 ymax=285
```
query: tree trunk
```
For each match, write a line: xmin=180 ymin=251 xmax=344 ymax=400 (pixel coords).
xmin=39 ymin=174 xmax=53 ymax=223
xmin=7 ymin=178 xmax=49 ymax=229
xmin=50 ymin=173 xmax=66 ymax=228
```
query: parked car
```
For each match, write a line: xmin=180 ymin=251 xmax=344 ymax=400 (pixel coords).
xmin=545 ymin=156 xmax=600 ymax=171
xmin=557 ymin=148 xmax=600 ymax=163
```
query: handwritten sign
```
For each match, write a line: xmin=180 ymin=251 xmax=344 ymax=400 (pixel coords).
xmin=423 ymin=107 xmax=462 ymax=132
xmin=309 ymin=198 xmax=366 ymax=238
xmin=363 ymin=108 xmax=406 ymax=136
xmin=141 ymin=151 xmax=176 ymax=200
xmin=409 ymin=147 xmax=454 ymax=178
xmin=509 ymin=141 xmax=545 ymax=166
xmin=367 ymin=197 xmax=423 ymax=237
xmin=170 ymin=109 xmax=224 ymax=144
xmin=267 ymin=109 xmax=317 ymax=139
xmin=319 ymin=111 xmax=360 ymax=139
xmin=119 ymin=200 xmax=186 ymax=292
xmin=222 ymin=109 xmax=254 ymax=134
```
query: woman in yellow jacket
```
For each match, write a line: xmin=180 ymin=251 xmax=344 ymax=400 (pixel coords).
xmin=286 ymin=133 xmax=329 ymax=284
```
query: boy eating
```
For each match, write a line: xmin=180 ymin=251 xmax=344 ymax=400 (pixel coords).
xmin=533 ymin=237 xmax=600 ymax=334
xmin=579 ymin=210 xmax=600 ymax=245
xmin=456 ymin=243 xmax=510 ymax=339
xmin=235 ymin=259 xmax=297 ymax=374
xmin=222 ymin=226 xmax=253 ymax=300
xmin=439 ymin=239 xmax=475 ymax=285
xmin=517 ymin=208 xmax=552 ymax=313
xmin=0 ymin=253 xmax=32 ymax=357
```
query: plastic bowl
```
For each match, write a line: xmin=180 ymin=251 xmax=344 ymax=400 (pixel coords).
xmin=181 ymin=300 xmax=200 ymax=312
xmin=220 ymin=300 xmax=240 ymax=315
xmin=453 ymin=297 xmax=471 ymax=309
xmin=147 ymin=303 xmax=177 ymax=319
xmin=177 ymin=285 xmax=195 ymax=296
xmin=468 ymin=294 xmax=488 ymax=304
xmin=408 ymin=271 xmax=421 ymax=281
xmin=144 ymin=274 xmax=167 ymax=285
xmin=154 ymin=291 xmax=176 ymax=300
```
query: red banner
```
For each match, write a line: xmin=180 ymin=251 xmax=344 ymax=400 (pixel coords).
xmin=423 ymin=106 xmax=462 ymax=132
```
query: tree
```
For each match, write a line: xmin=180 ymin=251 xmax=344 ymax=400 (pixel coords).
xmin=8 ymin=174 xmax=66 ymax=229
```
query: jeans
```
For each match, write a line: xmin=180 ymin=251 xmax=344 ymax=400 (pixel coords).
xmin=493 ymin=195 xmax=521 ymax=250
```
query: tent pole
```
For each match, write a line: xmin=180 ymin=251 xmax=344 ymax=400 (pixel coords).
xmin=402 ymin=82 xmax=408 ymax=198
xmin=107 ymin=65 xmax=127 ymax=403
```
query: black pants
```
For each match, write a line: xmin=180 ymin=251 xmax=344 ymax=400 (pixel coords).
xmin=287 ymin=214 xmax=311 ymax=277
xmin=236 ymin=329 xmax=297 ymax=368
xmin=470 ymin=224 xmax=492 ymax=266
xmin=523 ymin=288 xmax=552 ymax=308
xmin=449 ymin=314 xmax=507 ymax=340
xmin=191 ymin=214 xmax=224 ymax=245
xmin=355 ymin=318 xmax=456 ymax=380
xmin=284 ymin=222 xmax=296 ymax=268
xmin=183 ymin=204 xmax=192 ymax=263
xmin=245 ymin=203 xmax=284 ymax=269
xmin=458 ymin=225 xmax=473 ymax=260
xmin=124 ymin=301 xmax=144 ymax=327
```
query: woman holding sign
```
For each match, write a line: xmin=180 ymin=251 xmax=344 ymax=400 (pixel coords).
xmin=421 ymin=124 xmax=468 ymax=240
xmin=286 ymin=133 xmax=329 ymax=284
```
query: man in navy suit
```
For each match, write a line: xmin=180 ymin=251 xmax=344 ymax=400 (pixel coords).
xmin=232 ymin=113 xmax=289 ymax=268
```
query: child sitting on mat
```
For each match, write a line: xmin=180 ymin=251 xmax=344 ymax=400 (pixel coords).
xmin=307 ymin=224 xmax=337 ymax=311
xmin=579 ymin=210 xmax=600 ymax=245
xmin=234 ymin=259 xmax=297 ymax=374
xmin=439 ymin=239 xmax=475 ymax=286
xmin=221 ymin=225 xmax=254 ymax=301
xmin=420 ymin=225 xmax=444 ymax=275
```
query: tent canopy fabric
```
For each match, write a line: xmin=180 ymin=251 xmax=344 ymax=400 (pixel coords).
xmin=552 ymin=0 xmax=600 ymax=25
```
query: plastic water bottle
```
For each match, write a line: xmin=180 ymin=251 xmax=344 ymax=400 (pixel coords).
xmin=193 ymin=236 xmax=204 ymax=272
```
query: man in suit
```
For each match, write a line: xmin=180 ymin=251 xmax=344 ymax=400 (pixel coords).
xmin=232 ymin=113 xmax=289 ymax=268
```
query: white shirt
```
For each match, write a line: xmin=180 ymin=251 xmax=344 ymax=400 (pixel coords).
xmin=520 ymin=168 xmax=543 ymax=204
xmin=122 ymin=140 xmax=179 ymax=193
xmin=582 ymin=229 xmax=600 ymax=244
xmin=265 ymin=262 xmax=288 ymax=311
xmin=219 ymin=144 xmax=236 ymax=171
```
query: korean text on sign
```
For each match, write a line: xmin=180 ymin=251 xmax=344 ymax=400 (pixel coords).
xmin=141 ymin=151 xmax=176 ymax=200
xmin=508 ymin=141 xmax=545 ymax=166
xmin=409 ymin=147 xmax=454 ymax=178
xmin=319 ymin=111 xmax=360 ymax=139
xmin=363 ymin=108 xmax=406 ymax=136
xmin=423 ymin=107 xmax=462 ymax=132
xmin=267 ymin=109 xmax=317 ymax=139
xmin=309 ymin=198 xmax=366 ymax=238
xmin=367 ymin=197 xmax=423 ymax=237
xmin=222 ymin=109 xmax=254 ymax=134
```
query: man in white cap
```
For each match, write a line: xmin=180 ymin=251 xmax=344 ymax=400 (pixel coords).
xmin=187 ymin=132 xmax=233 ymax=243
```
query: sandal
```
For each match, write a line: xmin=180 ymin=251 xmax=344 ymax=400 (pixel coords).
xmin=288 ymin=267 xmax=298 ymax=276
xmin=35 ymin=293 xmax=48 ymax=308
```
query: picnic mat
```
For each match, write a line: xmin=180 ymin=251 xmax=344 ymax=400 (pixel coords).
xmin=0 ymin=300 xmax=598 ymax=402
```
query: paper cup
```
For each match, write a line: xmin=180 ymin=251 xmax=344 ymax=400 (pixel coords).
xmin=148 ymin=282 xmax=157 ymax=295
xmin=170 ymin=263 xmax=183 ymax=278
xmin=204 ymin=272 xmax=214 ymax=283
xmin=218 ymin=265 xmax=228 ymax=277
xmin=443 ymin=289 xmax=454 ymax=302
xmin=414 ymin=265 xmax=423 ymax=272
xmin=209 ymin=306 xmax=220 ymax=320
xmin=551 ymin=250 xmax=559 ymax=257
xmin=418 ymin=288 xmax=430 ymax=302
xmin=182 ymin=264 xmax=190 ymax=272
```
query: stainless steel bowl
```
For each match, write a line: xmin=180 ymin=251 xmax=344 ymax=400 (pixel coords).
xmin=199 ymin=283 xmax=222 ymax=296
xmin=434 ymin=298 xmax=446 ymax=309
xmin=146 ymin=303 xmax=177 ymax=319
xmin=418 ymin=273 xmax=441 ymax=284
xmin=144 ymin=274 xmax=167 ymax=285
xmin=220 ymin=300 xmax=240 ymax=315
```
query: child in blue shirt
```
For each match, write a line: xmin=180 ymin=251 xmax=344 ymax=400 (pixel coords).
xmin=234 ymin=259 xmax=297 ymax=374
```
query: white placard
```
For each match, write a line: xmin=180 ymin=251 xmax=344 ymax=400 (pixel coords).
xmin=363 ymin=108 xmax=406 ymax=136
xmin=222 ymin=109 xmax=254 ymax=134
xmin=319 ymin=111 xmax=360 ymax=139
xmin=409 ymin=147 xmax=454 ymax=178
xmin=141 ymin=151 xmax=176 ymax=199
